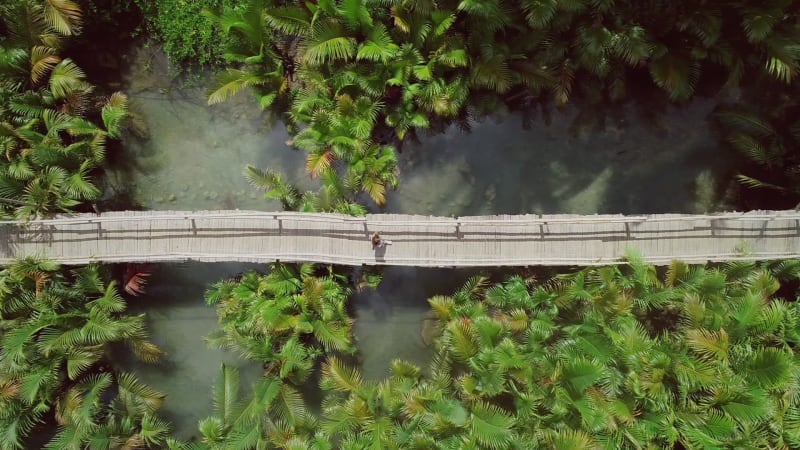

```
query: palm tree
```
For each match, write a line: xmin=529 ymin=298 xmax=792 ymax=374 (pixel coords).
xmin=44 ymin=372 xmax=170 ymax=450
xmin=244 ymin=164 xmax=367 ymax=215
xmin=0 ymin=258 xmax=163 ymax=450
xmin=203 ymin=0 xmax=291 ymax=110
xmin=420 ymin=254 xmax=800 ymax=448
xmin=205 ymin=263 xmax=355 ymax=383
xmin=196 ymin=365 xmax=321 ymax=450
xmin=0 ymin=0 xmax=127 ymax=219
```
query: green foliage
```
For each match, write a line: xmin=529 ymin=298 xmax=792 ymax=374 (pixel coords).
xmin=205 ymin=263 xmax=355 ymax=383
xmin=195 ymin=364 xmax=321 ymax=450
xmin=133 ymin=0 xmax=246 ymax=68
xmin=244 ymin=164 xmax=368 ymax=215
xmin=193 ymin=258 xmax=800 ymax=449
xmin=411 ymin=258 xmax=800 ymax=448
xmin=0 ymin=0 xmax=127 ymax=219
xmin=0 ymin=259 xmax=165 ymax=449
xmin=196 ymin=0 xmax=800 ymax=210
xmin=43 ymin=371 xmax=170 ymax=450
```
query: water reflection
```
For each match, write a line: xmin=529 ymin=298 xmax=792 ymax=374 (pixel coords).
xmin=390 ymin=99 xmax=732 ymax=216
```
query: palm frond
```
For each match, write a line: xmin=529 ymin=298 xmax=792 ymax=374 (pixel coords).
xmin=264 ymin=6 xmax=311 ymax=35
xmin=116 ymin=372 xmax=166 ymax=414
xmin=469 ymin=402 xmax=515 ymax=449
xmin=742 ymin=348 xmax=793 ymax=389
xmin=544 ymin=428 xmax=597 ymax=449
xmin=213 ymin=364 xmax=240 ymax=425
xmin=714 ymin=109 xmax=775 ymax=137
xmin=65 ymin=347 xmax=102 ymax=380
xmin=742 ymin=13 xmax=777 ymax=43
xmin=313 ymin=319 xmax=353 ymax=352
xmin=30 ymin=45 xmax=61 ymax=84
xmin=445 ymin=319 xmax=478 ymax=361
xmin=128 ymin=338 xmax=164 ymax=363
xmin=685 ymin=328 xmax=729 ymax=362
xmin=139 ymin=413 xmax=171 ymax=446
xmin=649 ymin=52 xmax=699 ymax=101
xmin=321 ymin=356 xmax=364 ymax=393
xmin=63 ymin=163 xmax=100 ymax=200
xmin=101 ymin=92 xmax=128 ymax=138
xmin=735 ymin=174 xmax=787 ymax=191
xmin=356 ymin=24 xmax=398 ymax=63
xmin=244 ymin=165 xmax=300 ymax=209
xmin=207 ymin=69 xmax=265 ymax=105
xmin=48 ymin=59 xmax=89 ymax=99
xmin=43 ymin=0 xmax=83 ymax=35
xmin=302 ymin=22 xmax=356 ymax=66
xmin=339 ymin=0 xmax=373 ymax=30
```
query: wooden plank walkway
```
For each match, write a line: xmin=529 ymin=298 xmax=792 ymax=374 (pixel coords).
xmin=1 ymin=210 xmax=799 ymax=267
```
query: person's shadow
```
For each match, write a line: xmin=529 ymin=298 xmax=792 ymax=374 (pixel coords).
xmin=374 ymin=242 xmax=388 ymax=262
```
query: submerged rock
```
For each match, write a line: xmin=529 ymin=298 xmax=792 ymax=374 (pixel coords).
xmin=127 ymin=111 xmax=150 ymax=140
xmin=484 ymin=184 xmax=496 ymax=202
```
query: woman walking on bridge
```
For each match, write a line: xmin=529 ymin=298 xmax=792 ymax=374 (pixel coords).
xmin=371 ymin=232 xmax=382 ymax=249
xmin=372 ymin=232 xmax=392 ymax=249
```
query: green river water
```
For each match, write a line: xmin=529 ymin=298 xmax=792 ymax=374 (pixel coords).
xmin=107 ymin=46 xmax=735 ymax=439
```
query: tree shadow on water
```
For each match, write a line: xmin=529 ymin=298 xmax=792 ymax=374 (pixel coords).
xmin=392 ymin=96 xmax=725 ymax=216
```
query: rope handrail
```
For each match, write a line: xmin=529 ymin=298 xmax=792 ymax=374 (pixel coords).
xmin=11 ymin=250 xmax=799 ymax=267
xmin=1 ymin=209 xmax=799 ymax=228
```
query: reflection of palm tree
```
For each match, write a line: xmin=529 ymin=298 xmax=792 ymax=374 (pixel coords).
xmin=713 ymin=104 xmax=800 ymax=208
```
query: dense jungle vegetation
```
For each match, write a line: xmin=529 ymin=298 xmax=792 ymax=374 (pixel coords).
xmin=3 ymin=0 xmax=800 ymax=217
xmin=2 ymin=1 xmax=800 ymax=449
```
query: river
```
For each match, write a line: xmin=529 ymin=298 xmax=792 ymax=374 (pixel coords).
xmin=108 ymin=46 xmax=734 ymax=439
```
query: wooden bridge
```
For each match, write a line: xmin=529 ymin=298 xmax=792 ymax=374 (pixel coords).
xmin=1 ymin=209 xmax=799 ymax=267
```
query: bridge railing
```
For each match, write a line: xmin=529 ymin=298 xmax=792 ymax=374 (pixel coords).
xmin=1 ymin=209 xmax=799 ymax=228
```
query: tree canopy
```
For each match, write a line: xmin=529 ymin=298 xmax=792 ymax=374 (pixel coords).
xmin=186 ymin=257 xmax=800 ymax=449
xmin=0 ymin=258 xmax=167 ymax=450
xmin=202 ymin=0 xmax=800 ymax=210
xmin=0 ymin=0 xmax=127 ymax=219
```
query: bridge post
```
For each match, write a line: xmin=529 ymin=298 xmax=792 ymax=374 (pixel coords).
xmin=539 ymin=214 xmax=547 ymax=240
xmin=88 ymin=220 xmax=102 ymax=238
xmin=759 ymin=219 xmax=769 ymax=238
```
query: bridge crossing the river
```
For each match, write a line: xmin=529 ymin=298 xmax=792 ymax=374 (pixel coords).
xmin=1 ymin=209 xmax=799 ymax=267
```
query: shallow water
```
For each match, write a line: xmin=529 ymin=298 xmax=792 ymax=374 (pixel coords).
xmin=351 ymin=267 xmax=486 ymax=379
xmin=109 ymin=47 xmax=735 ymax=437
xmin=104 ymin=47 xmax=310 ymax=211
xmin=389 ymin=100 xmax=730 ymax=216
xmin=114 ymin=263 xmax=263 ymax=441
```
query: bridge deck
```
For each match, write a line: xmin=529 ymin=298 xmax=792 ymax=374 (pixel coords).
xmin=1 ymin=210 xmax=799 ymax=267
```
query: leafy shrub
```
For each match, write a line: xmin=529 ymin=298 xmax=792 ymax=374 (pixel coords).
xmin=133 ymin=0 xmax=245 ymax=68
